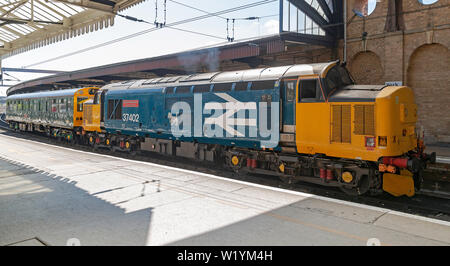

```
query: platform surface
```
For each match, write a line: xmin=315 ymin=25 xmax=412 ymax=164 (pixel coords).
xmin=0 ymin=132 xmax=449 ymax=246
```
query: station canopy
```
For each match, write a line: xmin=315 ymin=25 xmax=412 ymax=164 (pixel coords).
xmin=0 ymin=0 xmax=144 ymax=59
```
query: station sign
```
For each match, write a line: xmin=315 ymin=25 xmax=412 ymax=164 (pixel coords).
xmin=385 ymin=81 xmax=403 ymax=86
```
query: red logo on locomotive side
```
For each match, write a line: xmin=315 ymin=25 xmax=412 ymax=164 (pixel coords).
xmin=123 ymin=100 xmax=139 ymax=108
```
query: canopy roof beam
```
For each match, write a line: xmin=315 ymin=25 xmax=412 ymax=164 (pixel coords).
xmin=317 ymin=0 xmax=333 ymax=21
xmin=288 ymin=0 xmax=335 ymax=36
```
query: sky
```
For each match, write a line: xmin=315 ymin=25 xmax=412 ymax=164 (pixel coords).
xmin=1 ymin=0 xmax=283 ymax=96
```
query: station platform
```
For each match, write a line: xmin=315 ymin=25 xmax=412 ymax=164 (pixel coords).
xmin=0 ymin=132 xmax=449 ymax=246
xmin=427 ymin=144 xmax=450 ymax=164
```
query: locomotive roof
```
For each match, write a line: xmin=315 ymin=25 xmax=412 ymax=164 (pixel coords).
xmin=6 ymin=88 xmax=80 ymax=100
xmin=101 ymin=61 xmax=339 ymax=91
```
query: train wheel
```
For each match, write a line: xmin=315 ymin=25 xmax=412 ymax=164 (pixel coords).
xmin=105 ymin=138 xmax=112 ymax=151
xmin=66 ymin=134 xmax=73 ymax=144
xmin=227 ymin=154 xmax=244 ymax=173
xmin=88 ymin=135 xmax=95 ymax=146
xmin=339 ymin=175 xmax=370 ymax=196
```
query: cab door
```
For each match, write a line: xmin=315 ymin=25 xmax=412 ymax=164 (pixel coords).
xmin=295 ymin=75 xmax=329 ymax=155
xmin=279 ymin=78 xmax=298 ymax=151
xmin=280 ymin=78 xmax=297 ymax=133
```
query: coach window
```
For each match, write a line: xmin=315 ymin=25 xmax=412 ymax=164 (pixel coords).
xmin=77 ymin=97 xmax=88 ymax=112
xmin=298 ymin=79 xmax=321 ymax=102
xmin=250 ymin=80 xmax=276 ymax=91
xmin=67 ymin=98 xmax=72 ymax=112
xmin=59 ymin=98 xmax=65 ymax=113
xmin=52 ymin=99 xmax=57 ymax=112
xmin=213 ymin=83 xmax=232 ymax=92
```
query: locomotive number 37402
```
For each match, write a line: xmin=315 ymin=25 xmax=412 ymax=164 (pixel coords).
xmin=122 ymin=113 xmax=140 ymax=123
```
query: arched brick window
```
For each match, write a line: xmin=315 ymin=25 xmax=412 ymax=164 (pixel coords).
xmin=352 ymin=0 xmax=377 ymax=17
xmin=348 ymin=51 xmax=383 ymax=85
xmin=407 ymin=43 xmax=450 ymax=143
xmin=418 ymin=0 xmax=439 ymax=5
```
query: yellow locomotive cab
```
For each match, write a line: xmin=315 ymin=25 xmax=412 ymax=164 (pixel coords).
xmin=83 ymin=99 xmax=102 ymax=133
xmin=73 ymin=87 xmax=99 ymax=129
xmin=293 ymin=62 xmax=434 ymax=197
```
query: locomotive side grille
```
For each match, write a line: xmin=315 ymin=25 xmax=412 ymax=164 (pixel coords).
xmin=85 ymin=105 xmax=92 ymax=125
xmin=364 ymin=105 xmax=375 ymax=135
xmin=354 ymin=105 xmax=375 ymax=136
xmin=354 ymin=105 xmax=364 ymax=135
xmin=331 ymin=105 xmax=341 ymax=142
xmin=342 ymin=105 xmax=351 ymax=143
xmin=331 ymin=105 xmax=351 ymax=143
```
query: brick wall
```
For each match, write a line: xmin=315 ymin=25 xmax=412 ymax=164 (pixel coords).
xmin=343 ymin=0 xmax=450 ymax=143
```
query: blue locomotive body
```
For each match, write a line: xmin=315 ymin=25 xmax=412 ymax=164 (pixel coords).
xmin=103 ymin=81 xmax=281 ymax=150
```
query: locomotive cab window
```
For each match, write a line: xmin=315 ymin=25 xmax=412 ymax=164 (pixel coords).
xmin=323 ymin=65 xmax=354 ymax=99
xmin=93 ymin=92 xmax=101 ymax=104
xmin=77 ymin=97 xmax=88 ymax=112
xmin=298 ymin=79 xmax=321 ymax=102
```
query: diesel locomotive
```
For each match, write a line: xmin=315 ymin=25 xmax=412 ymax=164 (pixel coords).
xmin=5 ymin=61 xmax=435 ymax=197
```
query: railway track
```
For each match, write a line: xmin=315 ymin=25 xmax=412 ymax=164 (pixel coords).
xmin=0 ymin=122 xmax=449 ymax=222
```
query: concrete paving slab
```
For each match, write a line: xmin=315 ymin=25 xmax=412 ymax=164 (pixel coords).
xmin=374 ymin=212 xmax=450 ymax=244
xmin=193 ymin=178 xmax=247 ymax=193
xmin=289 ymin=197 xmax=387 ymax=224
xmin=0 ymin=132 xmax=449 ymax=246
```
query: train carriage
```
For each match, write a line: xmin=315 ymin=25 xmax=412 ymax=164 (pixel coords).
xmin=6 ymin=87 xmax=98 ymax=139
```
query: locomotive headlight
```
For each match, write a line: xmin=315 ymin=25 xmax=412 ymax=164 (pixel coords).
xmin=365 ymin=136 xmax=376 ymax=148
